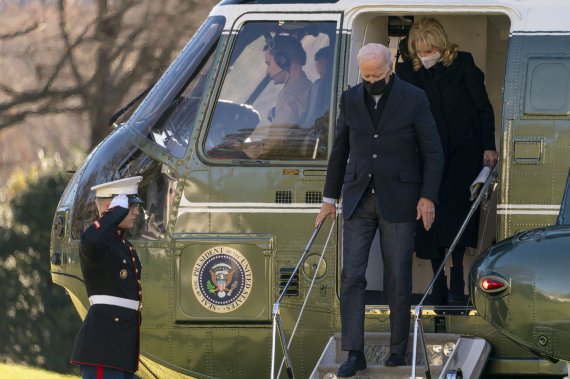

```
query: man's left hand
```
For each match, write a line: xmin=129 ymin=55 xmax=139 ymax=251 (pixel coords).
xmin=416 ymin=197 xmax=435 ymax=231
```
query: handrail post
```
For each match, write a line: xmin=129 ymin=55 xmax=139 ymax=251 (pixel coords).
xmin=276 ymin=312 xmax=295 ymax=379
xmin=411 ymin=305 xmax=422 ymax=379
xmin=271 ymin=303 xmax=279 ymax=379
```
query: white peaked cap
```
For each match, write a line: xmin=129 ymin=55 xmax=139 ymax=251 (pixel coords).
xmin=91 ymin=176 xmax=143 ymax=198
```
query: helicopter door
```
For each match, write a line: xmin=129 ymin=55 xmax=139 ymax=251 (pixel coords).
xmin=341 ymin=13 xmax=510 ymax=306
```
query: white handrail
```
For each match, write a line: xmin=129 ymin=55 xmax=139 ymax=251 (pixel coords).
xmin=411 ymin=163 xmax=499 ymax=379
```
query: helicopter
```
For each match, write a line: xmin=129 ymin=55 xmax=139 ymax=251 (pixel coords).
xmin=50 ymin=0 xmax=570 ymax=377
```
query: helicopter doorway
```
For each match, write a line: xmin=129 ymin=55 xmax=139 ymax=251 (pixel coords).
xmin=342 ymin=12 xmax=510 ymax=307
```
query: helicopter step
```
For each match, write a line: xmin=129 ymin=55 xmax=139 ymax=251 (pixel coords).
xmin=438 ymin=336 xmax=491 ymax=379
xmin=310 ymin=332 xmax=490 ymax=379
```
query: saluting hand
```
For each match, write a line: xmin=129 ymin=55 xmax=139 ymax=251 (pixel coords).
xmin=416 ymin=197 xmax=435 ymax=231
xmin=109 ymin=194 xmax=129 ymax=209
xmin=315 ymin=202 xmax=336 ymax=227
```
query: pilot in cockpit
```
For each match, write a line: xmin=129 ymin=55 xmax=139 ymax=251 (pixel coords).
xmin=242 ymin=35 xmax=312 ymax=159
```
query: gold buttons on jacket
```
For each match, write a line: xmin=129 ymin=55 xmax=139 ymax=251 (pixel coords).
xmin=115 ymin=317 xmax=119 ymax=322
xmin=123 ymin=259 xmax=127 ymax=264
xmin=120 ymin=269 xmax=128 ymax=279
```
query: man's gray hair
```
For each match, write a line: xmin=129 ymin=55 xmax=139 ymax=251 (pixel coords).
xmin=357 ymin=43 xmax=392 ymax=68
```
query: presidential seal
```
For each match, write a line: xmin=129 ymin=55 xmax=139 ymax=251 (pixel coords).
xmin=192 ymin=246 xmax=253 ymax=313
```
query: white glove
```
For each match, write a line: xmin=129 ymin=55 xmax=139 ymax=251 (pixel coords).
xmin=109 ymin=194 xmax=129 ymax=209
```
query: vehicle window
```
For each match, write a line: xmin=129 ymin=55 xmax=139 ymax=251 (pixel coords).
xmin=70 ymin=128 xmax=178 ymax=241
xmin=524 ymin=58 xmax=570 ymax=115
xmin=204 ymin=21 xmax=337 ymax=161
xmin=128 ymin=16 xmax=225 ymax=157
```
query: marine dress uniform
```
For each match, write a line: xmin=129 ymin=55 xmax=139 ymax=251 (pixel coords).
xmin=71 ymin=177 xmax=143 ymax=379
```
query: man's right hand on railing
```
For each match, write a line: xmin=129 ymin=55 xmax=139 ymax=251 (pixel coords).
xmin=315 ymin=202 xmax=336 ymax=227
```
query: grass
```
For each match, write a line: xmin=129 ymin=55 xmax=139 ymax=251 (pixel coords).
xmin=0 ymin=363 xmax=79 ymax=379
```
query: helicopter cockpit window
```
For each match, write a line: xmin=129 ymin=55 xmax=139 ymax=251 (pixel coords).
xmin=70 ymin=128 xmax=178 ymax=241
xmin=128 ymin=16 xmax=224 ymax=158
xmin=204 ymin=21 xmax=337 ymax=161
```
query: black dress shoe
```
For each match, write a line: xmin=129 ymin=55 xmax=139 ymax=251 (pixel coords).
xmin=384 ymin=353 xmax=406 ymax=367
xmin=337 ymin=351 xmax=366 ymax=377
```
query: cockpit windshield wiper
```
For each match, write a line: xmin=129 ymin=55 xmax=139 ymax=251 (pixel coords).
xmin=108 ymin=85 xmax=154 ymax=126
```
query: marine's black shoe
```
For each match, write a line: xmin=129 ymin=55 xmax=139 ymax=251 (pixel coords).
xmin=337 ymin=350 xmax=366 ymax=377
xmin=384 ymin=353 xmax=406 ymax=367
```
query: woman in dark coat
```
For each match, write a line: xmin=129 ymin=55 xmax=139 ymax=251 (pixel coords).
xmin=397 ymin=18 xmax=499 ymax=304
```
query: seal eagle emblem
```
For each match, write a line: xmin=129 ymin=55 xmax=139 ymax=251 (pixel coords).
xmin=192 ymin=246 xmax=253 ymax=313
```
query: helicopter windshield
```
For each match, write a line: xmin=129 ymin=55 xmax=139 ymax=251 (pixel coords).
xmin=127 ymin=16 xmax=225 ymax=158
xmin=204 ymin=21 xmax=337 ymax=161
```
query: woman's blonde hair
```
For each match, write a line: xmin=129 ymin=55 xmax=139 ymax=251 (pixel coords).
xmin=407 ymin=18 xmax=458 ymax=71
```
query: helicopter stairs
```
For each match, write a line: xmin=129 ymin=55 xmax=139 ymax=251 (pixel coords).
xmin=309 ymin=332 xmax=491 ymax=379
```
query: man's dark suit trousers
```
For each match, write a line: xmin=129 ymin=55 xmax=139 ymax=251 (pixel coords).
xmin=340 ymin=191 xmax=416 ymax=356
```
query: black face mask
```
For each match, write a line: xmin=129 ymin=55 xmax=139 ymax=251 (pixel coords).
xmin=363 ymin=78 xmax=387 ymax=95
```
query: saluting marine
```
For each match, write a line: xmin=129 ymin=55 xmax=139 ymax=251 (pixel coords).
xmin=70 ymin=176 xmax=144 ymax=379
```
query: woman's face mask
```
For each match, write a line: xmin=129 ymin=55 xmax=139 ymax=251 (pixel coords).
xmin=419 ymin=51 xmax=442 ymax=69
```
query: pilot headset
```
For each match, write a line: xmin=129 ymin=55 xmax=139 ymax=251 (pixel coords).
xmin=273 ymin=48 xmax=291 ymax=71
xmin=268 ymin=38 xmax=291 ymax=71
xmin=268 ymin=35 xmax=306 ymax=71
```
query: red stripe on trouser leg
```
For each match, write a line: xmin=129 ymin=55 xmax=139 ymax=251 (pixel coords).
xmin=97 ymin=366 xmax=104 ymax=379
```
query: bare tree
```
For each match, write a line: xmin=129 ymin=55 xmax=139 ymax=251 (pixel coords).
xmin=0 ymin=22 xmax=40 ymax=40
xmin=0 ymin=0 xmax=216 ymax=148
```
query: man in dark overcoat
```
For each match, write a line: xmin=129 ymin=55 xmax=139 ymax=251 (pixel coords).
xmin=316 ymin=43 xmax=443 ymax=377
xmin=71 ymin=176 xmax=144 ymax=379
